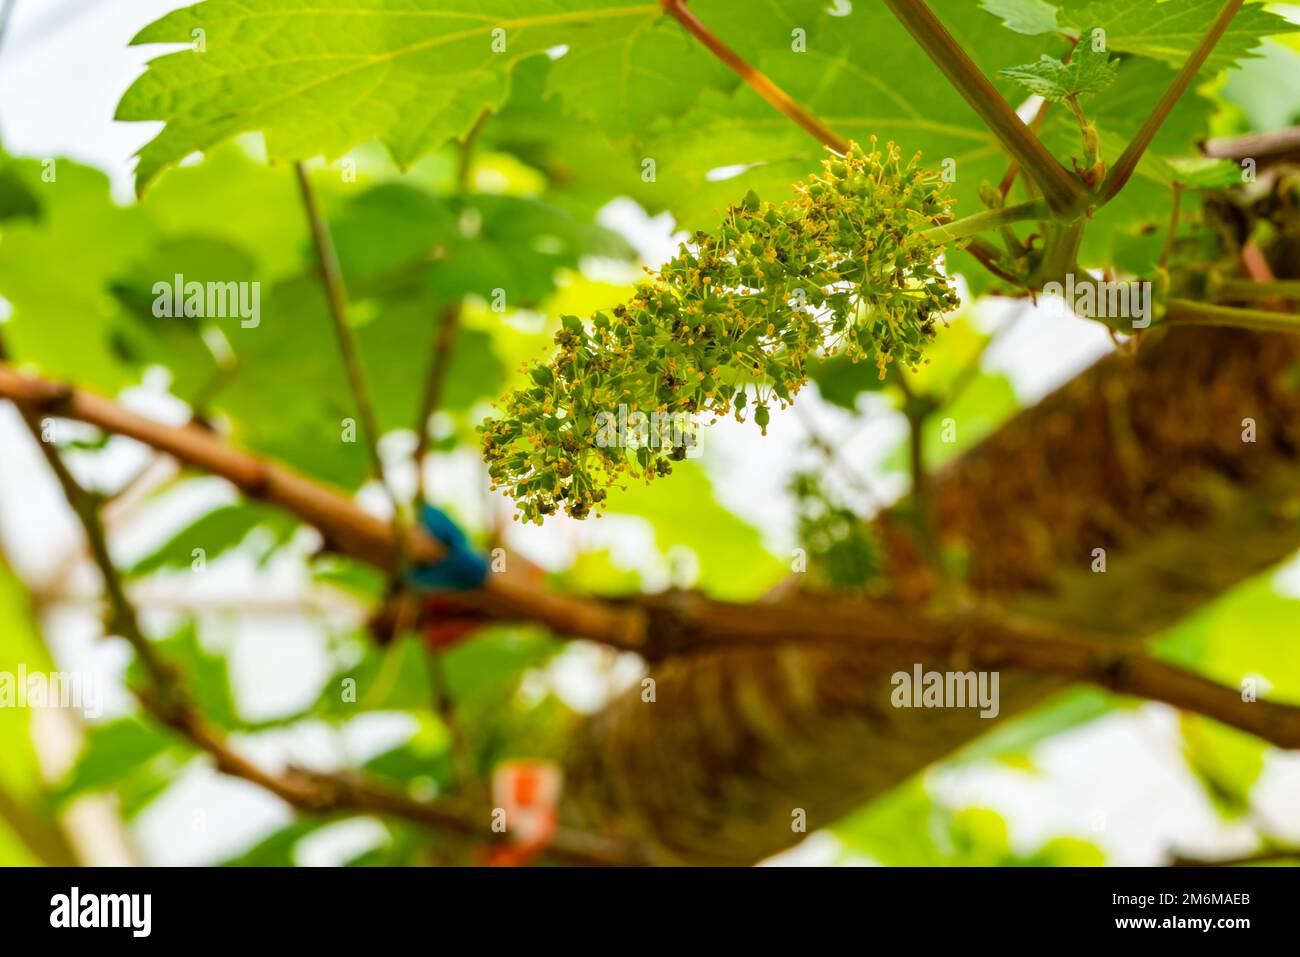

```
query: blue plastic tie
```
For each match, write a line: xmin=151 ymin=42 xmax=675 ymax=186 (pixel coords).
xmin=408 ymin=504 xmax=489 ymax=591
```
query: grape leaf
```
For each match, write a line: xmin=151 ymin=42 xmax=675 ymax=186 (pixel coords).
xmin=116 ymin=0 xmax=823 ymax=194
xmin=139 ymin=142 xmax=310 ymax=283
xmin=1153 ymin=575 xmax=1300 ymax=814
xmin=1075 ymin=0 xmax=1298 ymax=71
xmin=987 ymin=0 xmax=1298 ymax=71
xmin=645 ymin=0 xmax=1047 ymax=231
xmin=108 ymin=234 xmax=255 ymax=402
xmin=126 ymin=623 xmax=243 ymax=731
xmin=1221 ymin=37 xmax=1300 ymax=131
xmin=0 ymin=157 xmax=156 ymax=390
xmin=1155 ymin=577 xmax=1300 ymax=706
xmin=1180 ymin=716 xmax=1264 ymax=818
xmin=218 ymin=820 xmax=336 ymax=866
xmin=809 ymin=354 xmax=888 ymax=411
xmin=51 ymin=718 xmax=177 ymax=805
xmin=127 ymin=502 xmax=300 ymax=577
xmin=0 ymin=162 xmax=40 ymax=223
xmin=481 ymin=54 xmax=664 ymax=218
xmin=981 ymin=0 xmax=1063 ymax=35
xmin=1001 ymin=37 xmax=1120 ymax=101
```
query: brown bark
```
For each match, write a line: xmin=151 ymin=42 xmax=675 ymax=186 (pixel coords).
xmin=564 ymin=323 xmax=1300 ymax=864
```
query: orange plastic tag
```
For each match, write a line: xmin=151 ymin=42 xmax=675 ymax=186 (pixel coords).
xmin=487 ymin=761 xmax=562 ymax=865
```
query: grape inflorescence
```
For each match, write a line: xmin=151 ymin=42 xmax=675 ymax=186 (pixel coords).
xmin=482 ymin=139 xmax=959 ymax=524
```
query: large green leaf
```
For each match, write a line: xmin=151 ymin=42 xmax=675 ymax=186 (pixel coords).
xmin=127 ymin=502 xmax=300 ymax=577
xmin=982 ymin=0 xmax=1064 ymax=35
xmin=127 ymin=622 xmax=244 ymax=731
xmin=1156 ymin=575 xmax=1300 ymax=706
xmin=1220 ymin=37 xmax=1300 ymax=131
xmin=480 ymin=54 xmax=664 ymax=218
xmin=0 ymin=158 xmax=41 ymax=223
xmin=51 ymin=718 xmax=180 ymax=805
xmin=207 ymin=272 xmax=508 ymax=486
xmin=1070 ymin=0 xmax=1298 ymax=71
xmin=116 ymin=0 xmax=824 ymax=193
xmin=0 ymin=157 xmax=155 ymax=390
xmin=984 ymin=0 xmax=1298 ymax=70
xmin=0 ymin=569 xmax=51 ymax=799
xmin=138 ymin=142 xmax=310 ymax=282
xmin=217 ymin=819 xmax=336 ymax=866
xmin=644 ymin=0 xmax=1047 ymax=231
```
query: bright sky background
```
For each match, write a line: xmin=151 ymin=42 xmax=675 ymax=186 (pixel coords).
xmin=1 ymin=0 xmax=1298 ymax=867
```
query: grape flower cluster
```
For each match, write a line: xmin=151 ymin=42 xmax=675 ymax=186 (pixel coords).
xmin=481 ymin=139 xmax=959 ymax=524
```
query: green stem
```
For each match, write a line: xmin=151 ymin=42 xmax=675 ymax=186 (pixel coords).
xmin=1099 ymin=0 xmax=1246 ymax=203
xmin=1066 ymin=94 xmax=1103 ymax=184
xmin=1217 ymin=279 xmax=1300 ymax=301
xmin=1163 ymin=299 xmax=1300 ymax=334
xmin=294 ymin=163 xmax=409 ymax=570
xmin=8 ymin=390 xmax=176 ymax=698
xmin=920 ymin=199 xmax=1048 ymax=244
xmin=413 ymin=110 xmax=486 ymax=501
xmin=295 ymin=164 xmax=386 ymax=486
xmin=881 ymin=0 xmax=1086 ymax=215
xmin=664 ymin=0 xmax=848 ymax=151
xmin=1159 ymin=183 xmax=1184 ymax=270
xmin=1031 ymin=219 xmax=1085 ymax=289
xmin=963 ymin=236 xmax=1024 ymax=285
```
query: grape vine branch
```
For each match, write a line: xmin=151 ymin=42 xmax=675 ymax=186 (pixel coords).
xmin=1 ymin=364 xmax=1298 ymax=751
